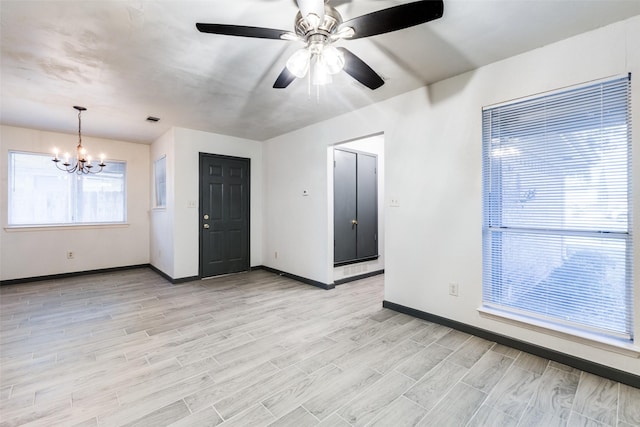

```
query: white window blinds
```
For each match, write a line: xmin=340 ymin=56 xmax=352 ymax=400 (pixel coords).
xmin=482 ymin=75 xmax=633 ymax=341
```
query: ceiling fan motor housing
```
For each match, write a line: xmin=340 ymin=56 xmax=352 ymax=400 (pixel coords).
xmin=294 ymin=5 xmax=343 ymax=43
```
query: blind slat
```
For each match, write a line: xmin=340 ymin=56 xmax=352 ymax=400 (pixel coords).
xmin=482 ymin=75 xmax=633 ymax=341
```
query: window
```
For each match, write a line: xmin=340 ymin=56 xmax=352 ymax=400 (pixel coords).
xmin=154 ymin=155 xmax=166 ymax=208
xmin=482 ymin=76 xmax=633 ymax=342
xmin=8 ymin=151 xmax=126 ymax=226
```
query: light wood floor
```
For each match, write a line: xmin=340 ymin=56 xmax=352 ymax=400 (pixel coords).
xmin=1 ymin=268 xmax=638 ymax=427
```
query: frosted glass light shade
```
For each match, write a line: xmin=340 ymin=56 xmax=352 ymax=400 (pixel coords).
xmin=286 ymin=48 xmax=311 ymax=78
xmin=323 ymin=46 xmax=344 ymax=75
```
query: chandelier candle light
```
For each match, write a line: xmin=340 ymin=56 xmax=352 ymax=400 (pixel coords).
xmin=53 ymin=106 xmax=106 ymax=174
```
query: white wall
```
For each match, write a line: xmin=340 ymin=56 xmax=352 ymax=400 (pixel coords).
xmin=0 ymin=125 xmax=150 ymax=281
xmin=149 ymin=127 xmax=263 ymax=280
xmin=149 ymin=128 xmax=175 ymax=277
xmin=332 ymin=134 xmax=385 ymax=282
xmin=264 ymin=108 xmax=393 ymax=286
xmin=263 ymin=15 xmax=640 ymax=374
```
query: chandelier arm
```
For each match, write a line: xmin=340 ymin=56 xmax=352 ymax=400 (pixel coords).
xmin=53 ymin=160 xmax=68 ymax=172
xmin=67 ymin=163 xmax=79 ymax=174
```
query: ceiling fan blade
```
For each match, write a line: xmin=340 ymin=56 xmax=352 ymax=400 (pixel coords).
xmin=337 ymin=47 xmax=384 ymax=90
xmin=340 ymin=0 xmax=443 ymax=40
xmin=273 ymin=67 xmax=297 ymax=88
xmin=196 ymin=23 xmax=290 ymax=40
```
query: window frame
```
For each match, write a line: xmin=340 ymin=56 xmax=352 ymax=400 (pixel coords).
xmin=7 ymin=150 xmax=128 ymax=228
xmin=480 ymin=75 xmax=634 ymax=345
xmin=154 ymin=155 xmax=167 ymax=209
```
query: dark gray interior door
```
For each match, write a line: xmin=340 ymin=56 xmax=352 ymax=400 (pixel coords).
xmin=200 ymin=154 xmax=249 ymax=277
xmin=334 ymin=148 xmax=378 ymax=265
xmin=356 ymin=153 xmax=378 ymax=259
xmin=334 ymin=149 xmax=358 ymax=263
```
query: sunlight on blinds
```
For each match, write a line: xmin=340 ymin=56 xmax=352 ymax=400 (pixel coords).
xmin=482 ymin=76 xmax=632 ymax=341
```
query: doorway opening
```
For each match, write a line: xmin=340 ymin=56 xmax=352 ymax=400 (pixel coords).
xmin=332 ymin=135 xmax=385 ymax=283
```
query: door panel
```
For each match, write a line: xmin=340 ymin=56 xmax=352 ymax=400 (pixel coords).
xmin=209 ymin=183 xmax=223 ymax=220
xmin=356 ymin=153 xmax=378 ymax=258
xmin=229 ymin=184 xmax=243 ymax=219
xmin=334 ymin=149 xmax=358 ymax=263
xmin=228 ymin=230 xmax=243 ymax=260
xmin=207 ymin=231 xmax=224 ymax=262
xmin=229 ymin=166 xmax=244 ymax=178
xmin=200 ymin=154 xmax=249 ymax=277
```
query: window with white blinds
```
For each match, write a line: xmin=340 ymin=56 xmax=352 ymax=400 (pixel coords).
xmin=482 ymin=75 xmax=633 ymax=342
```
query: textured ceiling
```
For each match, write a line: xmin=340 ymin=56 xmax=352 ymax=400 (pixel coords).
xmin=2 ymin=0 xmax=640 ymax=143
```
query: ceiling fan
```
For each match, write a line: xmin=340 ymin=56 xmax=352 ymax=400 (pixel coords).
xmin=196 ymin=0 xmax=444 ymax=90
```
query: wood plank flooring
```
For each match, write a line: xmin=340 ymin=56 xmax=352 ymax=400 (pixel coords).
xmin=1 ymin=268 xmax=638 ymax=427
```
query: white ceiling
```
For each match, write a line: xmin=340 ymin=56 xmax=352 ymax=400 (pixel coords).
xmin=2 ymin=0 xmax=640 ymax=143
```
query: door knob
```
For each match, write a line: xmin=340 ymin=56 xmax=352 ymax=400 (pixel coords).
xmin=351 ymin=219 xmax=358 ymax=225
xmin=203 ymin=224 xmax=210 ymax=229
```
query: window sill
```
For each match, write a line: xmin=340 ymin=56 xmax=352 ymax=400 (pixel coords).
xmin=4 ymin=223 xmax=130 ymax=232
xmin=478 ymin=306 xmax=640 ymax=358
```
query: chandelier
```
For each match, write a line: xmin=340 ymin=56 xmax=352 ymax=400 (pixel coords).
xmin=53 ymin=106 xmax=106 ymax=174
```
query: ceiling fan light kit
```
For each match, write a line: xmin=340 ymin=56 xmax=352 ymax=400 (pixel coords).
xmin=196 ymin=0 xmax=444 ymax=90
xmin=287 ymin=40 xmax=346 ymax=86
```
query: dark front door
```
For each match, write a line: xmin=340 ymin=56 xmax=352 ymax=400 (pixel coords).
xmin=200 ymin=153 xmax=250 ymax=278
xmin=334 ymin=148 xmax=378 ymax=265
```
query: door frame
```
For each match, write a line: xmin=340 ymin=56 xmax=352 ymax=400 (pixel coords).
xmin=198 ymin=152 xmax=251 ymax=278
xmin=330 ymin=133 xmax=385 ymax=285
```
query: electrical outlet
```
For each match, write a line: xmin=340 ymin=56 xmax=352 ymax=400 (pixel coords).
xmin=274 ymin=251 xmax=278 ymax=259
xmin=449 ymin=282 xmax=459 ymax=296
xmin=67 ymin=251 xmax=74 ymax=259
